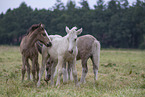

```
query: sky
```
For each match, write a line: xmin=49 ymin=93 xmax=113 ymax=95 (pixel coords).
xmin=0 ymin=0 xmax=137 ymax=14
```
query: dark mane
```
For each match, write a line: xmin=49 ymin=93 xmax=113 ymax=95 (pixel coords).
xmin=27 ymin=24 xmax=40 ymax=35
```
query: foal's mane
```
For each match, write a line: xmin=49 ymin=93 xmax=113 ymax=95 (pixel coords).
xmin=27 ymin=24 xmax=40 ymax=35
xmin=71 ymin=27 xmax=77 ymax=31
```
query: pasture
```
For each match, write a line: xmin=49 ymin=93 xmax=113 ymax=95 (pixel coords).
xmin=0 ymin=46 xmax=144 ymax=97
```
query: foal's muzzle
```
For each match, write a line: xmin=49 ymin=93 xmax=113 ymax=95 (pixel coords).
xmin=45 ymin=74 xmax=51 ymax=81
xmin=68 ymin=50 xmax=73 ymax=54
xmin=47 ymin=42 xmax=52 ymax=47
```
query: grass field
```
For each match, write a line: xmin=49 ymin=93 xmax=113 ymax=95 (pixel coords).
xmin=0 ymin=46 xmax=145 ymax=97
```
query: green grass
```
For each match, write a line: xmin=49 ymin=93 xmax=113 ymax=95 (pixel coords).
xmin=0 ymin=46 xmax=145 ymax=97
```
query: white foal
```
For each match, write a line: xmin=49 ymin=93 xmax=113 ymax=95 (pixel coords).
xmin=37 ymin=26 xmax=82 ymax=87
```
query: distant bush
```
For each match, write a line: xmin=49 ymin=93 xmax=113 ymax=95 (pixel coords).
xmin=139 ymin=42 xmax=145 ymax=49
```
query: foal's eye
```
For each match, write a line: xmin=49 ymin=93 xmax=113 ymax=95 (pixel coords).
xmin=41 ymin=27 xmax=44 ymax=30
xmin=42 ymin=33 xmax=46 ymax=36
xmin=74 ymin=38 xmax=77 ymax=41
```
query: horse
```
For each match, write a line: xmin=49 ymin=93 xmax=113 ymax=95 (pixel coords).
xmin=36 ymin=35 xmax=62 ymax=83
xmin=67 ymin=35 xmax=100 ymax=84
xmin=36 ymin=42 xmax=55 ymax=84
xmin=37 ymin=26 xmax=82 ymax=87
xmin=42 ymin=35 xmax=100 ymax=84
xmin=20 ymin=23 xmax=52 ymax=82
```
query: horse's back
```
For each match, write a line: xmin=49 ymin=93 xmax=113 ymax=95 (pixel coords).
xmin=76 ymin=35 xmax=97 ymax=60
xmin=49 ymin=35 xmax=62 ymax=41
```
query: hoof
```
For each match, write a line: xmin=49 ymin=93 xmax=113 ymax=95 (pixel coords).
xmin=79 ymin=80 xmax=86 ymax=84
xmin=37 ymin=82 xmax=40 ymax=87
xmin=44 ymin=79 xmax=49 ymax=85
xmin=75 ymin=82 xmax=80 ymax=87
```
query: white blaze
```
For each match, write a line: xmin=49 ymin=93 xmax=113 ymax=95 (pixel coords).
xmin=45 ymin=30 xmax=51 ymax=42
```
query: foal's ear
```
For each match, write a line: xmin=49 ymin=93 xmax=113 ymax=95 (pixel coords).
xmin=39 ymin=23 xmax=42 ymax=27
xmin=76 ymin=28 xmax=82 ymax=35
xmin=39 ymin=23 xmax=44 ymax=28
xmin=66 ymin=26 xmax=70 ymax=33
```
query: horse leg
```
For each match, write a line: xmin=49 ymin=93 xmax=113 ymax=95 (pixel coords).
xmin=56 ymin=56 xmax=64 ymax=87
xmin=21 ymin=56 xmax=26 ymax=82
xmin=91 ymin=54 xmax=99 ymax=82
xmin=50 ymin=62 xmax=57 ymax=87
xmin=36 ymin=58 xmax=39 ymax=81
xmin=37 ymin=51 xmax=48 ymax=87
xmin=32 ymin=58 xmax=36 ymax=82
xmin=67 ymin=62 xmax=73 ymax=81
xmin=62 ymin=62 xmax=67 ymax=83
xmin=70 ymin=58 xmax=79 ymax=86
xmin=26 ymin=60 xmax=31 ymax=80
xmin=80 ymin=58 xmax=88 ymax=84
xmin=67 ymin=62 xmax=70 ymax=80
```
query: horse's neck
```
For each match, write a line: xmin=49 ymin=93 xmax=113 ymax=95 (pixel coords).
xmin=63 ymin=34 xmax=69 ymax=41
xmin=26 ymin=32 xmax=37 ymax=47
xmin=63 ymin=35 xmax=69 ymax=46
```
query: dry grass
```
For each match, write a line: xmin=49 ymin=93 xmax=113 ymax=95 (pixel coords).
xmin=0 ymin=46 xmax=145 ymax=97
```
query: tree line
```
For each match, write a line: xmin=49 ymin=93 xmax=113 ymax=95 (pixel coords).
xmin=0 ymin=0 xmax=145 ymax=49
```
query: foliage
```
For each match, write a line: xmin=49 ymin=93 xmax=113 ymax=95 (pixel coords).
xmin=0 ymin=46 xmax=145 ymax=97
xmin=0 ymin=0 xmax=145 ymax=48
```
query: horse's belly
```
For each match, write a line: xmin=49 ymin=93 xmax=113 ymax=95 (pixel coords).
xmin=22 ymin=47 xmax=38 ymax=59
xmin=64 ymin=52 xmax=75 ymax=61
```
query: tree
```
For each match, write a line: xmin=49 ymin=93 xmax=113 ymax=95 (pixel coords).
xmin=66 ymin=0 xmax=76 ymax=11
xmin=79 ymin=0 xmax=90 ymax=10
xmin=0 ymin=12 xmax=4 ymax=19
xmin=0 ymin=0 xmax=145 ymax=48
xmin=120 ymin=0 xmax=129 ymax=9
xmin=53 ymin=0 xmax=65 ymax=10
xmin=108 ymin=0 xmax=120 ymax=13
xmin=94 ymin=0 xmax=106 ymax=10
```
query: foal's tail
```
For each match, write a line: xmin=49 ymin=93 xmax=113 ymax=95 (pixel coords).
xmin=91 ymin=39 xmax=100 ymax=81
xmin=92 ymin=39 xmax=101 ymax=69
xmin=36 ymin=42 xmax=43 ymax=54
xmin=96 ymin=40 xmax=100 ymax=67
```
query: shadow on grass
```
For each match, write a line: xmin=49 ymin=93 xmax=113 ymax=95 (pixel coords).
xmin=141 ymin=84 xmax=145 ymax=89
xmin=21 ymin=80 xmax=37 ymax=88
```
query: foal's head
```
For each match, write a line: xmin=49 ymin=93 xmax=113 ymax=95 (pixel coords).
xmin=28 ymin=23 xmax=52 ymax=47
xmin=44 ymin=58 xmax=53 ymax=82
xmin=66 ymin=26 xmax=82 ymax=54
